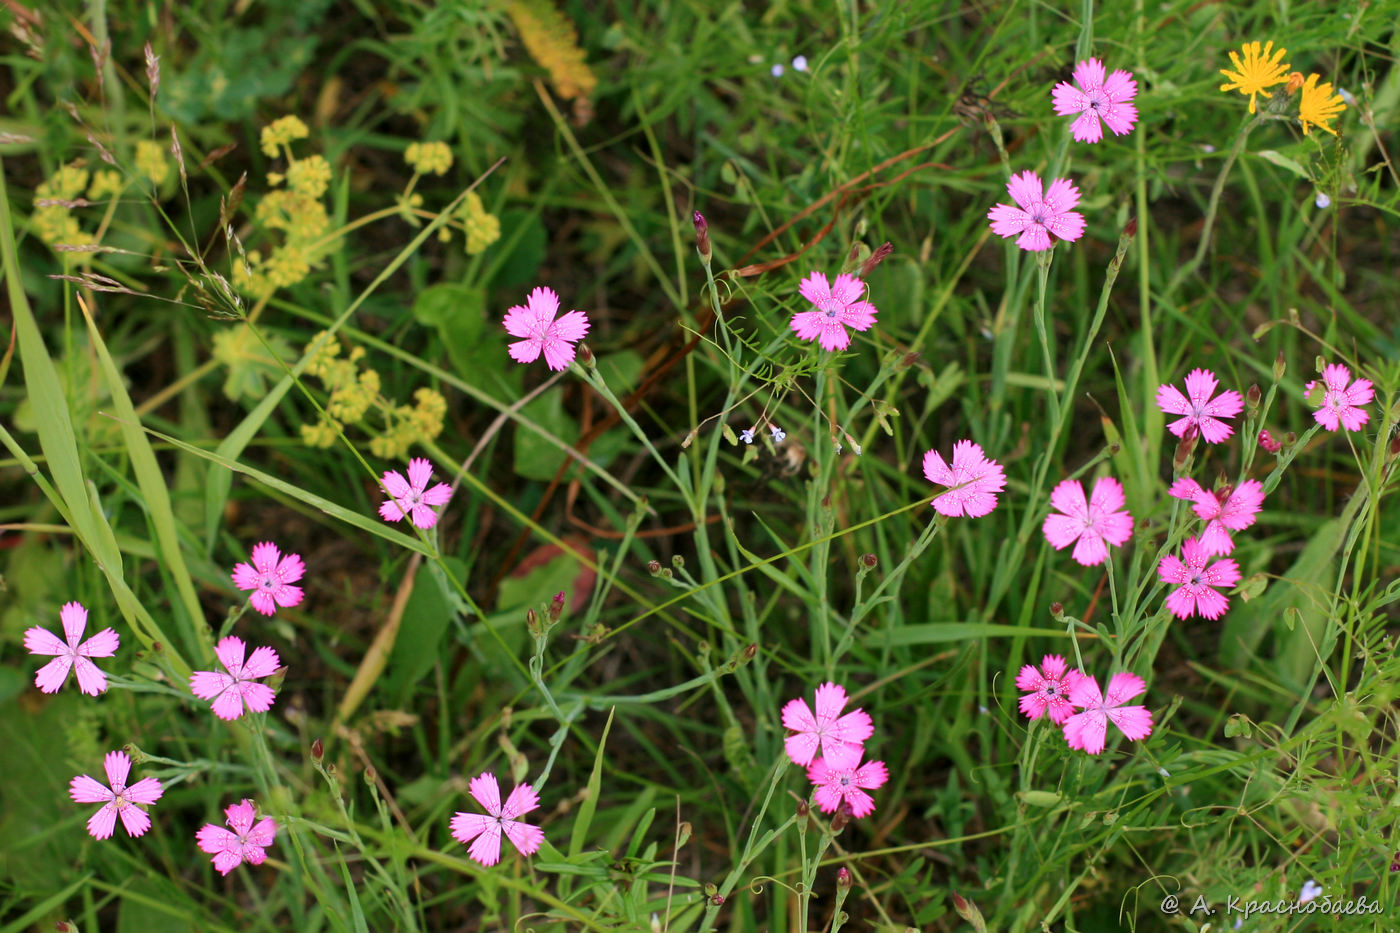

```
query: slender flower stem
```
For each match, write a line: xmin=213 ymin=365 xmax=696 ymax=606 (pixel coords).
xmin=1032 ymin=250 xmax=1059 ymax=413
xmin=1167 ymin=116 xmax=1261 ymax=293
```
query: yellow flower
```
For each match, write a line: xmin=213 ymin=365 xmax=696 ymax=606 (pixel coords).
xmin=300 ymin=417 xmax=340 ymax=448
xmin=405 ymin=141 xmax=453 ymax=176
xmin=286 ymin=155 xmax=332 ymax=198
xmin=1219 ymin=40 xmax=1290 ymax=113
xmin=459 ymin=191 xmax=501 ymax=255
xmin=135 ymin=140 xmax=170 ymax=186
xmin=87 ymin=170 xmax=123 ymax=200
xmin=36 ymin=164 xmax=90 ymax=201
xmin=1298 ymin=73 xmax=1345 ymax=136
xmin=260 ymin=115 xmax=310 ymax=157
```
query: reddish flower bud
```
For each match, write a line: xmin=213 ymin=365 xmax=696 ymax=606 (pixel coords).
xmin=647 ymin=560 xmax=662 ymax=575
xmin=859 ymin=241 xmax=893 ymax=277
xmin=693 ymin=211 xmax=712 ymax=264
xmin=1258 ymin=429 xmax=1282 ymax=453
xmin=311 ymin=738 xmax=323 ymax=761
xmin=837 ymin=867 xmax=853 ymax=889
xmin=1123 ymin=217 xmax=1137 ymax=238
xmin=860 ymin=553 xmax=878 ymax=569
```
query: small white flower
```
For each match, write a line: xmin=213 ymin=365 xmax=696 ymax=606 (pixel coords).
xmin=769 ymin=425 xmax=786 ymax=443
xmin=1298 ymin=880 xmax=1322 ymax=904
xmin=1201 ymin=143 xmax=1216 ymax=154
xmin=739 ymin=428 xmax=755 ymax=445
xmin=792 ymin=55 xmax=809 ymax=72
xmin=1314 ymin=192 xmax=1331 ymax=209
xmin=770 ymin=63 xmax=785 ymax=78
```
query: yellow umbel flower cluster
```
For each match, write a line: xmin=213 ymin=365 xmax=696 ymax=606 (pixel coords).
xmin=32 ymin=163 xmax=95 ymax=249
xmin=234 ymin=118 xmax=338 ymax=298
xmin=504 ymin=0 xmax=597 ymax=102
xmin=298 ymin=331 xmax=448 ymax=459
xmin=135 ymin=140 xmax=170 ymax=186
xmin=459 ymin=191 xmax=501 ymax=255
xmin=405 ymin=141 xmax=453 ymax=176
xmin=1219 ymin=41 xmax=1347 ymax=136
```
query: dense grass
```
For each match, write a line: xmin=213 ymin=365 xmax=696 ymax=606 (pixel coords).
xmin=2 ymin=1 xmax=1399 ymax=930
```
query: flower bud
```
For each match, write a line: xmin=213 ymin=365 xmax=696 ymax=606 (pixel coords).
xmin=743 ymin=643 xmax=758 ymax=662
xmin=1246 ymin=383 xmax=1261 ymax=411
xmin=693 ymin=211 xmax=711 ymax=264
xmin=311 ymin=738 xmax=324 ymax=761
xmin=577 ymin=342 xmax=595 ymax=368
xmin=672 ymin=554 xmax=685 ymax=569
xmin=1284 ymin=431 xmax=1297 ymax=447
xmin=831 ymin=808 xmax=850 ymax=833
xmin=1049 ymin=602 xmax=1064 ymax=621
xmin=837 ymin=867 xmax=853 ymax=889
xmin=647 ymin=560 xmax=662 ymax=575
xmin=860 ymin=553 xmax=878 ymax=569
xmin=1390 ymin=434 xmax=1400 ymax=459
xmin=1173 ymin=431 xmax=1198 ymax=472
xmin=364 ymin=766 xmax=377 ymax=786
xmin=858 ymin=241 xmax=893 ymax=278
xmin=711 ymin=894 xmax=725 ymax=906
xmin=1123 ymin=217 xmax=1137 ymax=238
xmin=526 ymin=608 xmax=540 ymax=636
xmin=796 ymin=800 xmax=809 ymax=819
xmin=549 ymin=591 xmax=565 ymax=622
xmin=1258 ymin=429 xmax=1282 ymax=453
xmin=1273 ymin=351 xmax=1286 ymax=382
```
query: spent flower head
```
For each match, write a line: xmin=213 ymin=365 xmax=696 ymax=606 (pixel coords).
xmin=70 ymin=750 xmax=163 ymax=839
xmin=449 ymin=772 xmax=545 ymax=866
xmin=987 ymin=170 xmax=1086 ymax=252
xmin=1156 ymin=369 xmax=1244 ymax=444
xmin=922 ymin=440 xmax=1006 ymax=518
xmin=1042 ymin=476 xmax=1134 ymax=566
xmin=1015 ymin=654 xmax=1083 ymax=724
xmin=231 ymin=542 xmax=305 ymax=616
xmin=790 ymin=271 xmax=879 ymax=351
xmin=780 ymin=682 xmax=875 ymax=769
xmin=1052 ymin=58 xmax=1138 ymax=143
xmin=24 ymin=601 xmax=119 ymax=695
xmin=1062 ymin=673 xmax=1154 ymax=755
xmin=196 ymin=799 xmax=278 ymax=875
xmin=503 ymin=286 xmax=590 ymax=371
xmin=189 ymin=636 xmax=281 ymax=721
xmin=379 ymin=458 xmax=453 ymax=529
xmin=1219 ymin=40 xmax=1290 ymax=113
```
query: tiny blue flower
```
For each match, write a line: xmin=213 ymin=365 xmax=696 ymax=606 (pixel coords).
xmin=1314 ymin=192 xmax=1331 ymax=209
xmin=739 ymin=428 xmax=755 ymax=445
xmin=770 ymin=63 xmax=785 ymax=78
xmin=769 ymin=425 xmax=786 ymax=443
xmin=792 ymin=55 xmax=808 ymax=72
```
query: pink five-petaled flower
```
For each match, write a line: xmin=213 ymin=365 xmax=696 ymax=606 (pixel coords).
xmin=1157 ymin=537 xmax=1241 ymax=620
xmin=1015 ymin=654 xmax=1084 ymax=725
xmin=806 ymin=753 xmax=889 ymax=818
xmin=378 ymin=458 xmax=453 ymax=530
xmin=189 ymin=636 xmax=281 ymax=721
xmin=449 ymin=772 xmax=545 ymax=867
xmin=1042 ymin=476 xmax=1134 ymax=566
xmin=69 ymin=750 xmax=163 ymax=840
xmin=922 ymin=440 xmax=1006 ymax=518
xmin=987 ymin=170 xmax=1086 ymax=252
xmin=196 ymin=799 xmax=278 ymax=876
xmin=790 ymin=271 xmax=879 ymax=351
xmin=231 ymin=542 xmax=305 ymax=616
xmin=1062 ymin=672 xmax=1154 ymax=755
xmin=1156 ymin=369 xmax=1244 ymax=444
xmin=23 ymin=601 xmax=119 ymax=696
xmin=502 ymin=285 xmax=590 ymax=371
xmin=1051 ymin=58 xmax=1139 ymax=143
xmin=1308 ymin=363 xmax=1374 ymax=432
xmin=780 ymin=682 xmax=875 ymax=769
xmin=1167 ymin=478 xmax=1264 ymax=556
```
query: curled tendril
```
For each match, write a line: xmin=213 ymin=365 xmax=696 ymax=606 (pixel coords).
xmin=747 ymin=875 xmax=803 ymax=897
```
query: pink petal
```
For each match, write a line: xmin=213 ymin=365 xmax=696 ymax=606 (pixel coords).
xmin=70 ymin=774 xmax=115 ymax=804
xmin=816 ymin=321 xmax=852 ymax=351
xmin=407 ymin=458 xmax=433 ymax=493
xmin=1070 ymin=532 xmax=1109 ymax=566
xmin=273 ymin=583 xmax=304 ymax=609
xmin=1043 ymin=178 xmax=1082 ymax=214
xmin=1157 ymin=554 xmax=1189 ymax=585
xmin=1321 ymin=363 xmax=1352 ymax=392
xmin=781 ymin=697 xmax=818 ymax=733
xmin=1063 ymin=709 xmax=1108 ymax=754
xmin=1088 ymin=476 xmax=1125 ymax=514
xmin=467 ymin=824 xmax=504 ymax=866
xmin=1313 ymin=407 xmax=1340 ymax=431
xmin=1095 ymin=511 xmax=1134 ymax=548
xmin=79 ymin=627 xmax=120 ymax=658
xmin=469 ymin=772 xmax=502 ymax=816
xmin=59 ymin=602 xmax=89 ymax=645
xmin=215 ymin=636 xmax=248 ymax=674
xmin=502 ymin=819 xmax=545 ymax=856
xmin=1103 ymin=672 xmax=1146 ymax=705
xmin=1339 ymin=406 xmax=1369 ymax=431
xmin=250 ymin=541 xmax=282 ymax=573
xmin=210 ymin=689 xmax=248 ymax=721
xmin=231 ymin=561 xmax=260 ymax=592
xmin=1155 ymin=383 xmax=1191 ymax=416
xmin=248 ymin=590 xmax=277 ymax=616
xmin=248 ymin=817 xmax=278 ymax=848
xmin=190 ymin=670 xmax=235 ymax=701
xmin=450 ymin=811 xmax=492 ymax=845
xmin=421 ymin=482 xmax=453 ymax=507
xmin=274 ymin=551 xmax=306 ymax=583
xmin=798 ymin=271 xmax=832 ymax=306
xmin=1041 ymin=655 xmax=1069 ymax=680
xmin=226 ymin=800 xmax=257 ymax=834
xmin=33 ymin=656 xmax=74 ymax=693
xmin=1018 ymin=692 xmax=1048 ymax=719
xmin=238 ymin=682 xmax=277 ymax=714
xmin=525 ymin=286 xmax=560 ymax=321
xmin=1107 ymin=704 xmax=1153 ymax=740
xmin=103 ymin=751 xmax=131 ymax=788
xmin=842 ymin=787 xmax=876 ymax=818
xmin=502 ymin=304 xmax=539 ymax=338
xmin=1164 ymin=586 xmax=1199 ymax=619
xmin=1182 ymin=368 xmax=1219 ymax=403
xmin=197 ymin=824 xmax=236 ymax=856
xmin=811 ymin=782 xmax=844 ymax=814
xmin=212 ymin=848 xmax=244 ymax=875
xmin=87 ymin=804 xmax=118 ymax=840
xmin=1193 ymin=587 xmax=1230 ymax=620
xmin=1102 ymin=69 xmax=1137 ymax=102
xmin=1099 ymin=102 xmax=1137 ymax=136
xmin=541 ymin=337 xmax=577 ymax=371
xmin=508 ymin=337 xmax=544 ymax=364
xmin=1015 ymin=225 xmax=1053 ymax=252
xmin=1051 ymin=81 xmax=1089 ymax=116
xmin=854 ymin=759 xmax=889 ymax=790
xmin=1005 ymin=170 xmax=1043 ymax=210
xmin=829 ymin=274 xmax=865 ymax=306
xmin=830 ymin=708 xmax=875 ymax=745
xmin=921 ymin=449 xmax=953 ymax=486
xmin=842 ymin=300 xmax=878 ymax=331
xmin=242 ymin=646 xmax=282 ymax=679
xmin=411 ymin=503 xmax=441 ymax=529
xmin=1042 ymin=514 xmax=1083 ymax=551
xmin=1070 ymin=109 xmax=1104 ymax=143
xmin=71 ymin=657 xmax=108 ymax=696
xmin=1068 ymin=674 xmax=1103 ymax=709
xmin=812 ymin=682 xmax=850 ymax=724
xmin=379 ymin=498 xmax=410 ymax=523
xmin=784 ymin=731 xmax=820 ymax=766
xmin=1014 ymin=663 xmax=1043 ymax=692
xmin=501 ymin=783 xmax=541 ymax=820
xmin=23 ymin=625 xmax=67 ymax=657
xmin=1197 ymin=522 xmax=1234 ymax=556
xmin=551 ymin=309 xmax=589 ymax=342
xmin=119 ymin=804 xmax=153 ymax=837
xmin=1047 ymin=479 xmax=1088 ymax=520
xmin=381 ymin=470 xmax=411 ymax=499
xmin=1072 ymin=58 xmax=1106 ymax=89
xmin=818 ymin=739 xmax=865 ymax=770
xmin=987 ymin=203 xmax=1031 ymax=239
xmin=789 ymin=310 xmax=824 ymax=342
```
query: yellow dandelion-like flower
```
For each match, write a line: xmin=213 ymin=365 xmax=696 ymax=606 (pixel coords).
xmin=286 ymin=155 xmax=333 ymax=198
xmin=405 ymin=141 xmax=453 ymax=176
xmin=135 ymin=140 xmax=170 ymax=186
xmin=261 ymin=115 xmax=310 ymax=157
xmin=1219 ymin=40 xmax=1290 ymax=113
xmin=1298 ymin=73 xmax=1345 ymax=136
xmin=87 ymin=170 xmax=123 ymax=200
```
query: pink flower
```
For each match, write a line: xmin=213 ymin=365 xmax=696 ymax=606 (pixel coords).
xmin=69 ymin=750 xmax=163 ymax=839
xmin=502 ymin=286 xmax=590 ymax=371
xmin=987 ymin=170 xmax=1086 ymax=251
xmin=780 ymin=682 xmax=875 ymax=769
xmin=23 ymin=601 xmax=119 ymax=695
xmin=189 ymin=636 xmax=281 ymax=721
xmin=1156 ymin=369 xmax=1244 ymax=444
xmin=1258 ymin=429 xmax=1282 ymax=453
xmin=1051 ymin=58 xmax=1138 ymax=143
xmin=231 ymin=542 xmax=305 ymax=616
xmin=1015 ymin=654 xmax=1083 ymax=724
xmin=1308 ymin=363 xmax=1373 ymax=432
xmin=789 ymin=272 xmax=879 ymax=351
xmin=1167 ymin=478 xmax=1264 ymax=556
xmin=1157 ymin=537 xmax=1241 ymax=620
xmin=1041 ymin=477 xmax=1134 ymax=566
xmin=1062 ymin=672 xmax=1153 ymax=755
xmin=807 ymin=753 xmax=889 ymax=818
xmin=922 ymin=440 xmax=1006 ymax=518
xmin=449 ymin=772 xmax=545 ymax=867
xmin=378 ymin=458 xmax=453 ymax=530
xmin=196 ymin=799 xmax=278 ymax=875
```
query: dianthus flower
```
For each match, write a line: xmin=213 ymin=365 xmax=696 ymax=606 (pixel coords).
xmin=196 ymin=799 xmax=278 ymax=875
xmin=789 ymin=271 xmax=879 ymax=351
xmin=1308 ymin=363 xmax=1373 ymax=432
xmin=922 ymin=440 xmax=1006 ymax=518
xmin=70 ymin=750 xmax=163 ymax=839
xmin=807 ymin=753 xmax=889 ymax=818
xmin=1042 ymin=476 xmax=1134 ymax=566
xmin=378 ymin=458 xmax=453 ymax=529
xmin=189 ymin=636 xmax=281 ymax=721
xmin=781 ymin=682 xmax=874 ymax=769
xmin=231 ymin=542 xmax=305 ymax=616
xmin=987 ymin=170 xmax=1085 ymax=251
xmin=1156 ymin=369 xmax=1243 ymax=444
xmin=1157 ymin=537 xmax=1241 ymax=620
xmin=450 ymin=772 xmax=545 ymax=867
xmin=1218 ymin=41 xmax=1290 ymax=113
xmin=1258 ymin=429 xmax=1282 ymax=453
xmin=24 ymin=601 xmax=119 ymax=695
xmin=1167 ymin=478 xmax=1263 ymax=556
xmin=502 ymin=286 xmax=590 ymax=371
xmin=1015 ymin=654 xmax=1083 ymax=724
xmin=1052 ymin=58 xmax=1138 ymax=143
xmin=1062 ymin=672 xmax=1153 ymax=755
